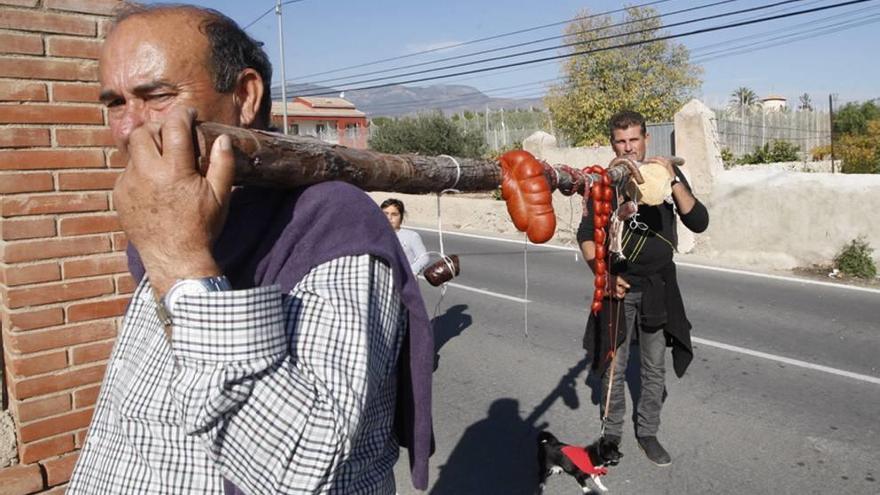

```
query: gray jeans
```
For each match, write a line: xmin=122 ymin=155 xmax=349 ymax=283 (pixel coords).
xmin=600 ymin=291 xmax=666 ymax=438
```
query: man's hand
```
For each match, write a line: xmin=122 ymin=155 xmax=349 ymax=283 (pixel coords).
xmin=113 ymin=107 xmax=235 ymax=296
xmin=611 ymin=275 xmax=630 ymax=299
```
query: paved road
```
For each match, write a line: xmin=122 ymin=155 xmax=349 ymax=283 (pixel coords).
xmin=393 ymin=229 xmax=880 ymax=495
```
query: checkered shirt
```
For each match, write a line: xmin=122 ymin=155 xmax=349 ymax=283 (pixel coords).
xmin=68 ymin=255 xmax=405 ymax=494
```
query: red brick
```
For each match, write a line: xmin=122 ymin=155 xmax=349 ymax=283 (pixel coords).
xmin=72 ymin=384 xmax=100 ymax=408
xmin=56 ymin=128 xmax=114 ymax=148
xmin=52 ymin=82 xmax=100 ymax=103
xmin=68 ymin=296 xmax=128 ymax=322
xmin=0 ymin=10 xmax=96 ymax=36
xmin=44 ymin=451 xmax=80 ymax=486
xmin=0 ymin=148 xmax=104 ymax=170
xmin=7 ymin=320 xmax=116 ymax=354
xmin=20 ymin=434 xmax=75 ymax=464
xmin=0 ymin=104 xmax=103 ymax=124
xmin=58 ymin=170 xmax=120 ymax=191
xmin=16 ymin=394 xmax=71 ymax=422
xmin=0 ymin=261 xmax=61 ymax=286
xmin=0 ymin=128 xmax=51 ymax=148
xmin=2 ymin=192 xmax=107 ymax=216
xmin=71 ymin=338 xmax=115 ymax=363
xmin=0 ymin=171 xmax=54 ymax=193
xmin=46 ymin=36 xmax=102 ymax=59
xmin=1 ymin=235 xmax=110 ymax=263
xmin=42 ymin=485 xmax=71 ymax=495
xmin=0 ymin=31 xmax=44 ymax=56
xmin=0 ymin=463 xmax=43 ymax=495
xmin=0 ymin=0 xmax=41 ymax=7
xmin=6 ymin=307 xmax=65 ymax=331
xmin=15 ymin=365 xmax=106 ymax=402
xmin=7 ymin=350 xmax=68 ymax=377
xmin=59 ymin=213 xmax=119 ymax=235
xmin=46 ymin=0 xmax=119 ymax=15
xmin=0 ymin=56 xmax=98 ymax=81
xmin=0 ymin=217 xmax=57 ymax=241
xmin=5 ymin=277 xmax=114 ymax=308
xmin=111 ymin=231 xmax=127 ymax=251
xmin=75 ymin=428 xmax=87 ymax=447
xmin=116 ymin=273 xmax=135 ymax=293
xmin=62 ymin=253 xmax=127 ymax=278
xmin=0 ymin=80 xmax=48 ymax=102
xmin=106 ymin=148 xmax=127 ymax=168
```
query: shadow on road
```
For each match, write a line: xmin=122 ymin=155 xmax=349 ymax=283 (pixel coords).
xmin=431 ymin=304 xmax=473 ymax=372
xmin=430 ymin=356 xmax=591 ymax=494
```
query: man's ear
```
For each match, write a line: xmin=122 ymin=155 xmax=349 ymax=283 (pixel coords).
xmin=235 ymin=68 xmax=264 ymax=128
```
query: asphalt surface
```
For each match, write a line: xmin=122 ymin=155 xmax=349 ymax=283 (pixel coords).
xmin=392 ymin=229 xmax=880 ymax=495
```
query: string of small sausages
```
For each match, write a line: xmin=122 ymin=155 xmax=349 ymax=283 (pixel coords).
xmin=586 ymin=165 xmax=614 ymax=315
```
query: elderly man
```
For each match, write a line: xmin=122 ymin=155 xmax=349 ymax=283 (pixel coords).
xmin=68 ymin=4 xmax=432 ymax=494
xmin=578 ymin=110 xmax=708 ymax=467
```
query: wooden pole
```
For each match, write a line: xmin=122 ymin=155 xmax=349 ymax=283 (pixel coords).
xmin=194 ymin=122 xmax=663 ymax=195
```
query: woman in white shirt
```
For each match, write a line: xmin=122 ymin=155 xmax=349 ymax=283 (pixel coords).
xmin=381 ymin=198 xmax=429 ymax=275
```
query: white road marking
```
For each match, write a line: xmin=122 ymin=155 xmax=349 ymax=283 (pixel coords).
xmin=410 ymin=227 xmax=880 ymax=295
xmin=421 ymin=279 xmax=530 ymax=303
xmin=693 ymin=337 xmax=880 ymax=385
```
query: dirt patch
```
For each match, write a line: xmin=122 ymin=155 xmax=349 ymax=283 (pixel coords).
xmin=792 ymin=264 xmax=880 ymax=289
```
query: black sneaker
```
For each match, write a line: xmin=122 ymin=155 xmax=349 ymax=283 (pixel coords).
xmin=637 ymin=436 xmax=671 ymax=466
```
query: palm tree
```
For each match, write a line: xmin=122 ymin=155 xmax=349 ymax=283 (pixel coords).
xmin=798 ymin=93 xmax=813 ymax=111
xmin=730 ymin=86 xmax=758 ymax=108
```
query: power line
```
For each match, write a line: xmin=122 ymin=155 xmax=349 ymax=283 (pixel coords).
xmin=298 ymin=0 xmax=868 ymax=97
xmin=243 ymin=0 xmax=308 ymax=30
xmin=301 ymin=0 xmax=741 ymax=86
xmin=289 ymin=0 xmax=675 ymax=81
xmin=358 ymin=3 xmax=877 ymax=115
xmin=295 ymin=0 xmax=809 ymax=92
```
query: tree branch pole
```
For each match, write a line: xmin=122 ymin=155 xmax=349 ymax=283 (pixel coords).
xmin=194 ymin=122 xmax=639 ymax=195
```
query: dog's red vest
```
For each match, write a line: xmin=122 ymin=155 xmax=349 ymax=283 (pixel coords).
xmin=561 ymin=446 xmax=608 ymax=476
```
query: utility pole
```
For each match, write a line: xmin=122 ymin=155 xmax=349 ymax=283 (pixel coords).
xmin=829 ymin=93 xmax=836 ymax=173
xmin=276 ymin=0 xmax=289 ymax=134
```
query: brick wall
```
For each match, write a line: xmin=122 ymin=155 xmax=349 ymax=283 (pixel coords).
xmin=0 ymin=1 xmax=123 ymax=493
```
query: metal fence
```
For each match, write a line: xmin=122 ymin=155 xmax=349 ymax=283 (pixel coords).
xmin=713 ymin=108 xmax=831 ymax=159
xmin=646 ymin=122 xmax=675 ymax=157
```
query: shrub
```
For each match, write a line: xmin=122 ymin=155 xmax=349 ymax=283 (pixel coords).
xmin=737 ymin=140 xmax=801 ymax=164
xmin=810 ymin=144 xmax=831 ymax=161
xmin=369 ymin=112 xmax=486 ymax=158
xmin=834 ymin=237 xmax=877 ymax=279
xmin=839 ymin=120 xmax=880 ymax=174
xmin=720 ymin=147 xmax=735 ymax=169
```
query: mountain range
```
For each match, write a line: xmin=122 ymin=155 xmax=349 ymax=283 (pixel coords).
xmin=272 ymin=82 xmax=544 ymax=117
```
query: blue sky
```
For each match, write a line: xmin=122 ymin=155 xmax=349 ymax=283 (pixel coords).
xmin=147 ymin=0 xmax=879 ymax=109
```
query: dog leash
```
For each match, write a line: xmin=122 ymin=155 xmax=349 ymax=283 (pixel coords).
xmin=600 ymin=280 xmax=623 ymax=439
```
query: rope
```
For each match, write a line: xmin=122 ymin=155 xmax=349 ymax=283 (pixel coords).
xmin=523 ymin=233 xmax=529 ymax=338
xmin=429 ymin=155 xmax=462 ymax=321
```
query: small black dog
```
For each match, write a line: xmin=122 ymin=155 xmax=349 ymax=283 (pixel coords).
xmin=537 ymin=431 xmax=623 ymax=493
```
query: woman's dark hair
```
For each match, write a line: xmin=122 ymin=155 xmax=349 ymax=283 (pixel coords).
xmin=112 ymin=3 xmax=273 ymax=128
xmin=380 ymin=198 xmax=405 ymax=217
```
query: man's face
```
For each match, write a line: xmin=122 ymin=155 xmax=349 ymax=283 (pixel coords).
xmin=99 ymin=13 xmax=240 ymax=153
xmin=610 ymin=125 xmax=649 ymax=162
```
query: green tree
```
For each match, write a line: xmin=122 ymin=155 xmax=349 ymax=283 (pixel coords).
xmin=833 ymin=99 xmax=880 ymax=135
xmin=730 ymin=86 xmax=758 ymax=108
xmin=368 ymin=112 xmax=486 ymax=158
xmin=545 ymin=6 xmax=701 ymax=146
